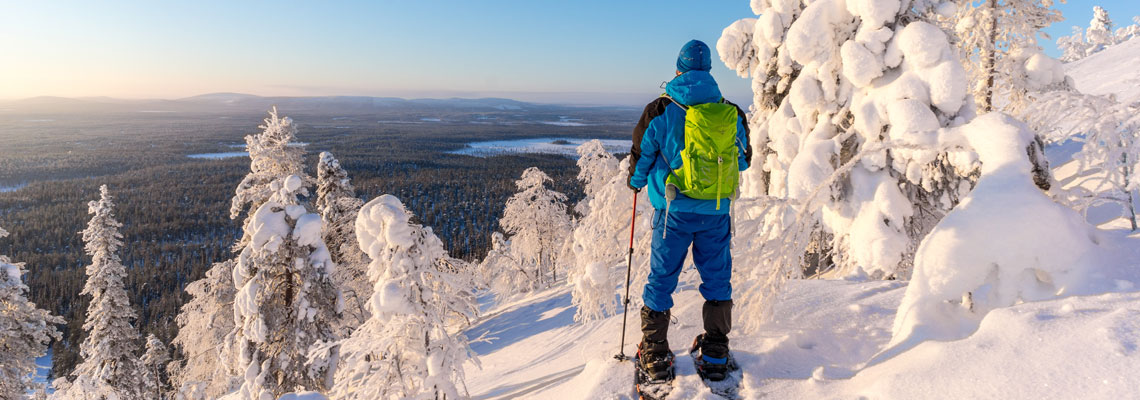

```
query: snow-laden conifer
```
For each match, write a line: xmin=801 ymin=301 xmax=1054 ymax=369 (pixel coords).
xmin=492 ymin=167 xmax=571 ymax=295
xmin=55 ymin=185 xmax=145 ymax=400
xmin=329 ymin=195 xmax=478 ymax=400
xmin=574 ymin=140 xmax=619 ymax=216
xmin=1086 ymin=6 xmax=1117 ymax=53
xmin=315 ymin=151 xmax=370 ymax=335
xmin=174 ymin=108 xmax=317 ymax=400
xmin=566 ymin=157 xmax=654 ymax=321
xmin=0 ymin=226 xmax=63 ymax=399
xmin=221 ymin=109 xmax=340 ymax=399
xmin=713 ymin=0 xmax=1067 ymax=331
xmin=142 ymin=334 xmax=172 ymax=400
xmin=230 ymin=107 xmax=308 ymax=247
xmin=556 ymin=140 xmax=619 ymax=293
xmin=169 ymin=259 xmax=239 ymax=399
xmin=720 ymin=0 xmax=978 ymax=282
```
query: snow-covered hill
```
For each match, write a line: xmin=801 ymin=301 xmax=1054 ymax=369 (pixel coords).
xmin=1066 ymin=37 xmax=1140 ymax=104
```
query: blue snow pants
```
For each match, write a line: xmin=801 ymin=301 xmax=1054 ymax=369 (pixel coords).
xmin=642 ymin=209 xmax=733 ymax=312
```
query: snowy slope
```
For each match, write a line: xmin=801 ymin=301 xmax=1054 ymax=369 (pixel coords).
xmin=464 ymin=239 xmax=1140 ymax=400
xmin=1065 ymin=37 xmax=1140 ymax=104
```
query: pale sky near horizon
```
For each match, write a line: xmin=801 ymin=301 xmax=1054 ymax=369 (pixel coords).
xmin=1 ymin=1 xmax=1136 ymax=106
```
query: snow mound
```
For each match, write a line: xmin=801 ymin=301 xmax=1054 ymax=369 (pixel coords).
xmin=799 ymin=292 xmax=1140 ymax=399
xmin=886 ymin=114 xmax=1107 ymax=356
xmin=1066 ymin=37 xmax=1140 ymax=103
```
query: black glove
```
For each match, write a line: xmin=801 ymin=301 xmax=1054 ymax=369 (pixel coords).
xmin=627 ymin=176 xmax=641 ymax=193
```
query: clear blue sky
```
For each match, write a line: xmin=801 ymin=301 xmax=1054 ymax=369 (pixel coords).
xmin=1 ymin=1 xmax=1136 ymax=106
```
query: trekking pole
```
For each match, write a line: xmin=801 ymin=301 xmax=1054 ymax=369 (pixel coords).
xmin=615 ymin=192 xmax=638 ymax=362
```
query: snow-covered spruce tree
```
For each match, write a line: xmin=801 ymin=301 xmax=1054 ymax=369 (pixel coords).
xmin=142 ymin=334 xmax=172 ymax=400
xmin=1086 ymin=5 xmax=1116 ymax=54
xmin=57 ymin=185 xmax=146 ymax=400
xmin=557 ymin=140 xmax=619 ymax=298
xmin=315 ymin=151 xmax=370 ymax=336
xmin=948 ymin=0 xmax=1065 ymax=112
xmin=567 ymin=156 xmax=654 ymax=322
xmin=218 ymin=107 xmax=340 ymax=399
xmin=720 ymin=0 xmax=981 ymax=283
xmin=173 ymin=108 xmax=314 ymax=400
xmin=717 ymin=13 xmax=778 ymax=199
xmin=329 ymin=195 xmax=478 ymax=400
xmin=223 ymin=184 xmax=340 ymax=397
xmin=573 ymin=140 xmax=620 ymax=216
xmin=231 ymin=107 xmax=308 ymax=247
xmin=492 ymin=167 xmax=571 ymax=294
xmin=169 ymin=259 xmax=239 ymax=399
xmin=0 ymin=226 xmax=63 ymax=399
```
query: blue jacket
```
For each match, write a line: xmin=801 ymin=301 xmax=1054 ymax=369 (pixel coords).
xmin=628 ymin=71 xmax=751 ymax=214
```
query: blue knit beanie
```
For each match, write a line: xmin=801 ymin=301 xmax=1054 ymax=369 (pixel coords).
xmin=676 ymin=40 xmax=712 ymax=73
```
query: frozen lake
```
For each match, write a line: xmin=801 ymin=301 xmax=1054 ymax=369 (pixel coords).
xmin=450 ymin=138 xmax=630 ymax=158
xmin=32 ymin=350 xmax=52 ymax=393
xmin=0 ymin=183 xmax=28 ymax=192
xmin=188 ymin=152 xmax=249 ymax=159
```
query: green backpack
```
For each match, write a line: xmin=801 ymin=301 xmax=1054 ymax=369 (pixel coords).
xmin=664 ymin=95 xmax=741 ymax=211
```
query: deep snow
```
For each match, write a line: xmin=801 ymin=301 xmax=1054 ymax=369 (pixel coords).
xmin=463 ymin=232 xmax=1140 ymax=399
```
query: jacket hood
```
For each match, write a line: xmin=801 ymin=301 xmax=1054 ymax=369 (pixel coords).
xmin=665 ymin=71 xmax=722 ymax=106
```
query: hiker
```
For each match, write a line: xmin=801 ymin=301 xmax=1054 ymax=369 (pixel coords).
xmin=627 ymin=39 xmax=751 ymax=383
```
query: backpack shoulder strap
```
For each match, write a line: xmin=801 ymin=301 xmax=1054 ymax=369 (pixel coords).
xmin=660 ymin=94 xmax=689 ymax=111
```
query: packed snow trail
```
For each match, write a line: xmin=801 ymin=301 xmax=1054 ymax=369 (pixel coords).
xmin=463 ymin=278 xmax=907 ymax=399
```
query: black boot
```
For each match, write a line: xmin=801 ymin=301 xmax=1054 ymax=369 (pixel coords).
xmin=638 ymin=306 xmax=674 ymax=381
xmin=698 ymin=300 xmax=733 ymax=381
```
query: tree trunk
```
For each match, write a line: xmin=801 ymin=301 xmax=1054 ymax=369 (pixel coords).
xmin=1127 ymin=190 xmax=1138 ymax=231
xmin=981 ymin=0 xmax=999 ymax=112
xmin=1124 ymin=152 xmax=1138 ymax=231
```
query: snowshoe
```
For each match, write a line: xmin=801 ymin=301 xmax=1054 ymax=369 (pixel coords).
xmin=690 ymin=334 xmax=743 ymax=399
xmin=634 ymin=344 xmax=675 ymax=400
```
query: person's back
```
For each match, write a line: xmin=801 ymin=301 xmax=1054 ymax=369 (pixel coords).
xmin=627 ymin=39 xmax=751 ymax=385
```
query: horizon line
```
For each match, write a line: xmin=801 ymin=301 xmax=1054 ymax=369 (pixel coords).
xmin=0 ymin=91 xmax=672 ymax=108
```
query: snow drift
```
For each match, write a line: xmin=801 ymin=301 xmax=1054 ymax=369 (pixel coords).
xmin=883 ymin=113 xmax=1110 ymax=360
